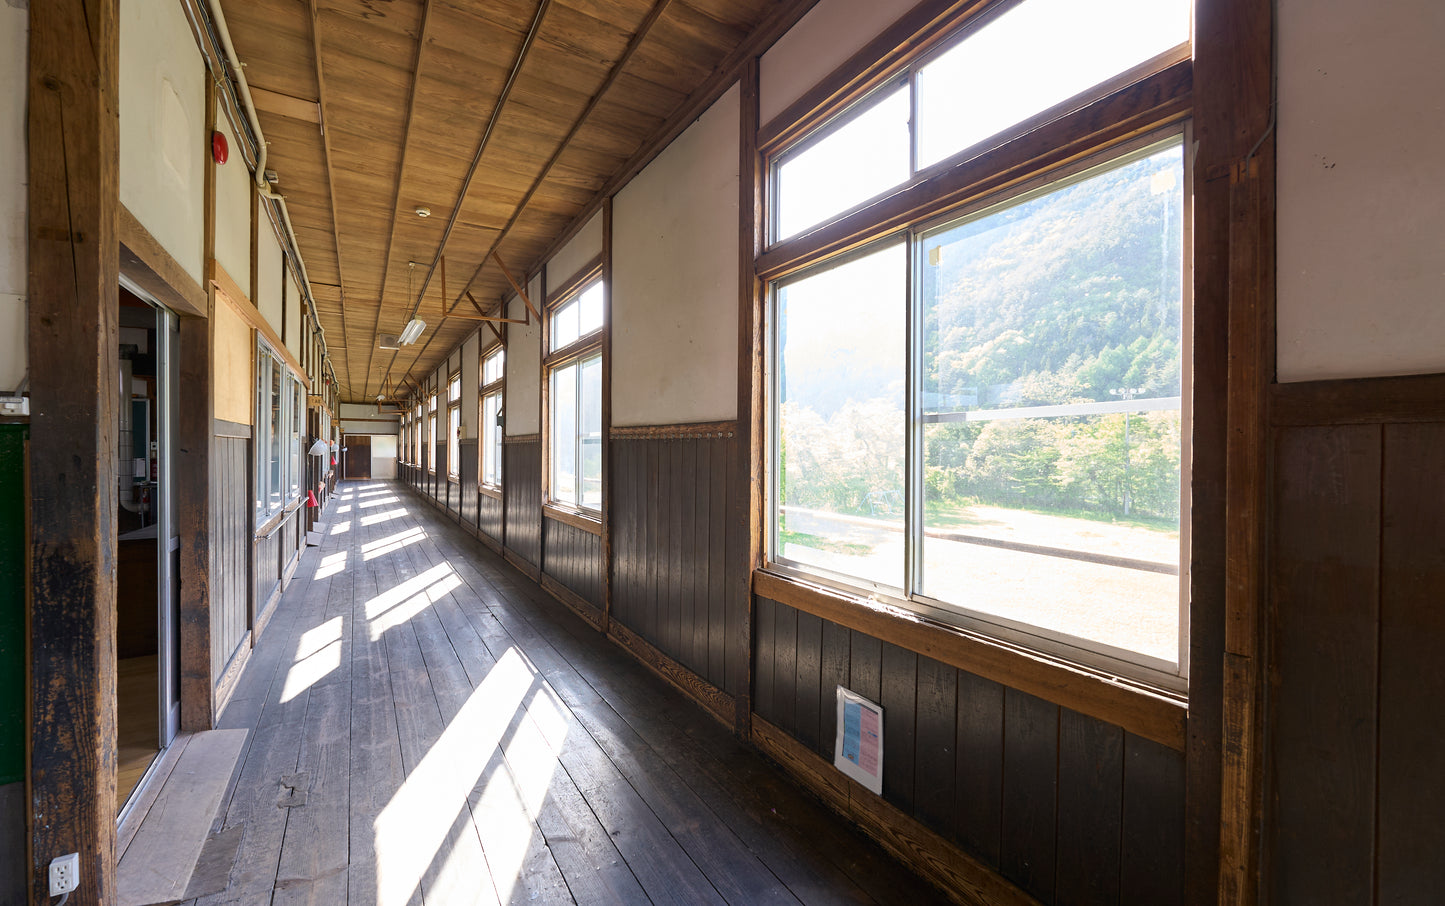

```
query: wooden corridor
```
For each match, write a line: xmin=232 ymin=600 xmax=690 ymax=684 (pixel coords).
xmin=185 ymin=480 xmax=949 ymax=906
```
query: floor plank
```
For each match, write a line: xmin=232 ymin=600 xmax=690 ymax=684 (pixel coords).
xmin=179 ymin=481 xmax=949 ymax=906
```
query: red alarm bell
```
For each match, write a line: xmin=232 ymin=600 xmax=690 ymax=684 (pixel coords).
xmin=211 ymin=130 xmax=229 ymax=165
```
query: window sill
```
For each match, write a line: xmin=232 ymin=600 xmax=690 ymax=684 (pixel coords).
xmin=480 ymin=485 xmax=502 ymax=500
xmin=751 ymin=569 xmax=1186 ymax=752
xmin=543 ymin=503 xmax=602 ymax=535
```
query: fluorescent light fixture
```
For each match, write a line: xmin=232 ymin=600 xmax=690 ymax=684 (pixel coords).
xmin=399 ymin=319 xmax=425 ymax=345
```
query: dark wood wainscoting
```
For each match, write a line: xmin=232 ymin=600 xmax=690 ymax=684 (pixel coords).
xmin=458 ymin=439 xmax=478 ymax=527
xmin=504 ymin=438 xmax=542 ymax=567
xmin=479 ymin=491 xmax=503 ymax=545
xmin=1264 ymin=375 xmax=1445 ymax=903
xmin=754 ymin=594 xmax=1185 ymax=906
xmin=543 ymin=516 xmax=603 ymax=609
xmin=254 ymin=524 xmax=282 ymax=620
xmin=210 ymin=435 xmax=250 ymax=683
xmin=611 ymin=426 xmax=744 ymax=697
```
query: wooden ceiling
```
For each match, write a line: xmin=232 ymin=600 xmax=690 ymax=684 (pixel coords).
xmin=220 ymin=0 xmax=790 ymax=403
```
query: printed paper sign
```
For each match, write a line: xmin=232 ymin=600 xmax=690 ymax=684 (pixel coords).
xmin=834 ymin=686 xmax=883 ymax=795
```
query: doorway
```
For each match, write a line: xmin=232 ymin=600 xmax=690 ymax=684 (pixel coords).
xmin=115 ymin=283 xmax=181 ymax=814
xmin=343 ymin=433 xmax=372 ymax=479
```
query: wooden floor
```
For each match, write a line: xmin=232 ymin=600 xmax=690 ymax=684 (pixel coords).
xmin=188 ymin=480 xmax=948 ymax=906
xmin=118 ymin=654 xmax=160 ymax=808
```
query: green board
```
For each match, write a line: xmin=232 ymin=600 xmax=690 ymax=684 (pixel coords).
xmin=0 ymin=425 xmax=25 ymax=785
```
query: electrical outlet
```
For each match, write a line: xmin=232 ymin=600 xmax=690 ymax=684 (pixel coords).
xmin=49 ymin=852 xmax=79 ymax=896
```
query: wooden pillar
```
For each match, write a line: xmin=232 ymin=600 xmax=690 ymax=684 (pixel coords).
xmin=1191 ymin=0 xmax=1276 ymax=903
xmin=26 ymin=0 xmax=121 ymax=901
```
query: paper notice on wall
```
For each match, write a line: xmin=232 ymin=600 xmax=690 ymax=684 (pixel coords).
xmin=834 ymin=686 xmax=883 ymax=795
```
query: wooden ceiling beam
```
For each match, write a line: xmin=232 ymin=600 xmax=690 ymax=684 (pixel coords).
xmin=380 ymin=0 xmax=556 ymax=396
xmin=306 ymin=0 xmax=355 ymax=397
xmin=361 ymin=0 xmax=436 ymax=401
xmin=250 ymin=85 xmax=322 ymax=124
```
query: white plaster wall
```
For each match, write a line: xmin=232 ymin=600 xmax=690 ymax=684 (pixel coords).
xmin=214 ymin=111 xmax=252 ymax=299
xmin=613 ymin=85 xmax=739 ymax=427
xmin=0 ymin=4 xmax=27 ymax=393
xmin=759 ymin=0 xmax=911 ymax=126
xmin=371 ymin=435 xmax=398 ymax=479
xmin=461 ymin=331 xmax=480 ymax=438
xmin=548 ymin=211 xmax=603 ymax=292
xmin=1276 ymin=0 xmax=1445 ymax=381
xmin=120 ymin=0 xmax=205 ymax=284
xmin=286 ymin=272 xmax=302 ymax=359
xmin=505 ymin=276 xmax=542 ymax=435
xmin=256 ymin=201 xmax=284 ymax=334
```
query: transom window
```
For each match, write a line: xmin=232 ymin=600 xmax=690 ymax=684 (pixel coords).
xmin=481 ymin=346 xmax=505 ymax=488
xmin=770 ymin=0 xmax=1190 ymax=242
xmin=770 ymin=135 xmax=1188 ymax=687
xmin=546 ymin=275 xmax=604 ymax=512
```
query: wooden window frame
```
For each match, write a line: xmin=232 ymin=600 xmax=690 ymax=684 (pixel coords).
xmin=542 ymin=263 xmax=605 ymax=520
xmin=447 ymin=370 xmax=462 ymax=481
xmin=480 ymin=343 xmax=506 ymax=493
xmin=427 ymin=387 xmax=438 ymax=475
xmin=755 ymin=1 xmax=1197 ymax=697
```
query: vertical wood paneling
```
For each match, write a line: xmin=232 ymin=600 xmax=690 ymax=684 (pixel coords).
xmin=1120 ymin=734 xmax=1184 ymax=906
xmin=773 ymin=601 xmax=797 ymax=734
xmin=956 ymin=670 xmax=1005 ymax=867
xmin=1267 ymin=425 xmax=1379 ymax=905
xmin=610 ymin=433 xmax=737 ymax=690
xmin=880 ymin=642 xmax=918 ymax=813
xmin=1377 ymin=422 xmax=1445 ymax=901
xmin=543 ymin=517 xmax=603 ymax=609
xmin=754 ymin=595 xmax=776 ymax=724
xmin=819 ymin=619 xmax=850 ymax=760
xmin=478 ymin=493 xmax=503 ymax=543
xmin=504 ymin=441 xmax=542 ymax=566
xmin=913 ymin=656 xmax=957 ymax=838
xmin=793 ymin=611 xmax=822 ymax=753
xmin=459 ymin=440 xmax=478 ymax=528
xmin=1056 ymin=710 xmax=1124 ymax=906
xmin=1001 ymin=688 xmax=1058 ymax=902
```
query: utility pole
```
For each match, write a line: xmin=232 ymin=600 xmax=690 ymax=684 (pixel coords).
xmin=1109 ymin=387 xmax=1144 ymax=515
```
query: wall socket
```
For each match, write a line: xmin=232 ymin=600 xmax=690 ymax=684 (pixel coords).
xmin=49 ymin=852 xmax=79 ymax=896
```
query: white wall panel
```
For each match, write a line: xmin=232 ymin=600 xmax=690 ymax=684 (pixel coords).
xmin=256 ymin=200 xmax=284 ymax=334
xmin=1276 ymin=0 xmax=1445 ymax=381
xmin=505 ymin=276 xmax=542 ymax=435
xmin=760 ymin=0 xmax=910 ymax=126
xmin=120 ymin=0 xmax=205 ymax=283
xmin=613 ymin=85 xmax=739 ymax=427
xmin=461 ymin=331 xmax=480 ymax=438
xmin=214 ymin=112 xmax=252 ymax=299
xmin=548 ymin=211 xmax=603 ymax=291
xmin=0 ymin=5 xmax=24 ymax=392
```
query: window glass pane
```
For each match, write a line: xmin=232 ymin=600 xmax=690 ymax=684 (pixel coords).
xmin=290 ymin=379 xmax=301 ymax=496
xmin=578 ymin=281 xmax=604 ymax=337
xmin=448 ymin=406 xmax=460 ymax=477
xmin=269 ymin=361 xmax=283 ymax=511
xmin=449 ymin=374 xmax=461 ymax=401
xmin=918 ymin=140 xmax=1184 ymax=664
xmin=552 ymin=299 xmax=580 ymax=351
xmin=483 ymin=349 xmax=505 ymax=385
xmin=916 ymin=0 xmax=1190 ymax=170
xmin=428 ymin=413 xmax=437 ymax=471
xmin=483 ymin=392 xmax=501 ymax=485
xmin=775 ymin=241 xmax=906 ymax=588
xmin=580 ymin=353 xmax=602 ymax=509
xmin=256 ymin=351 xmax=269 ymax=521
xmin=552 ymin=361 xmax=578 ymax=505
xmin=776 ymin=85 xmax=911 ymax=241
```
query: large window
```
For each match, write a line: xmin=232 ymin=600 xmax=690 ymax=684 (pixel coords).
xmin=546 ymin=276 xmax=604 ymax=512
xmin=770 ymin=0 xmax=1190 ymax=242
xmin=771 ymin=137 xmax=1187 ymax=683
xmin=481 ymin=346 xmax=505 ymax=488
xmin=255 ymin=341 xmax=302 ymax=525
xmin=447 ymin=372 xmax=461 ymax=480
xmin=427 ymin=389 xmax=437 ymax=474
xmin=765 ymin=0 xmax=1191 ymax=685
xmin=413 ymin=402 xmax=422 ymax=464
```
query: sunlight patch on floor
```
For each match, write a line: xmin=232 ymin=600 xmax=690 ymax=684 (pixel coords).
xmin=358 ymin=496 xmax=401 ymax=509
xmin=374 ymin=648 xmax=541 ymax=906
xmin=281 ymin=616 xmax=344 ymax=703
xmin=315 ymin=550 xmax=348 ymax=579
xmin=336 ymin=504 xmax=352 ymax=514
xmin=330 ymin=520 xmax=352 ymax=535
xmin=361 ymin=508 xmax=410 ymax=527
xmin=365 ymin=562 xmax=461 ymax=640
xmin=362 ymin=526 xmax=426 ymax=562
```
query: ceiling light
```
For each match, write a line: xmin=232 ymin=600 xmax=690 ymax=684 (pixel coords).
xmin=415 ymin=207 xmax=430 ymax=218
xmin=399 ymin=318 xmax=425 ymax=345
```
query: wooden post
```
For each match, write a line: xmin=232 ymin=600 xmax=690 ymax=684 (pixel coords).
xmin=27 ymin=0 xmax=121 ymax=901
xmin=600 ymin=199 xmax=613 ymax=634
xmin=733 ymin=58 xmax=763 ymax=738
